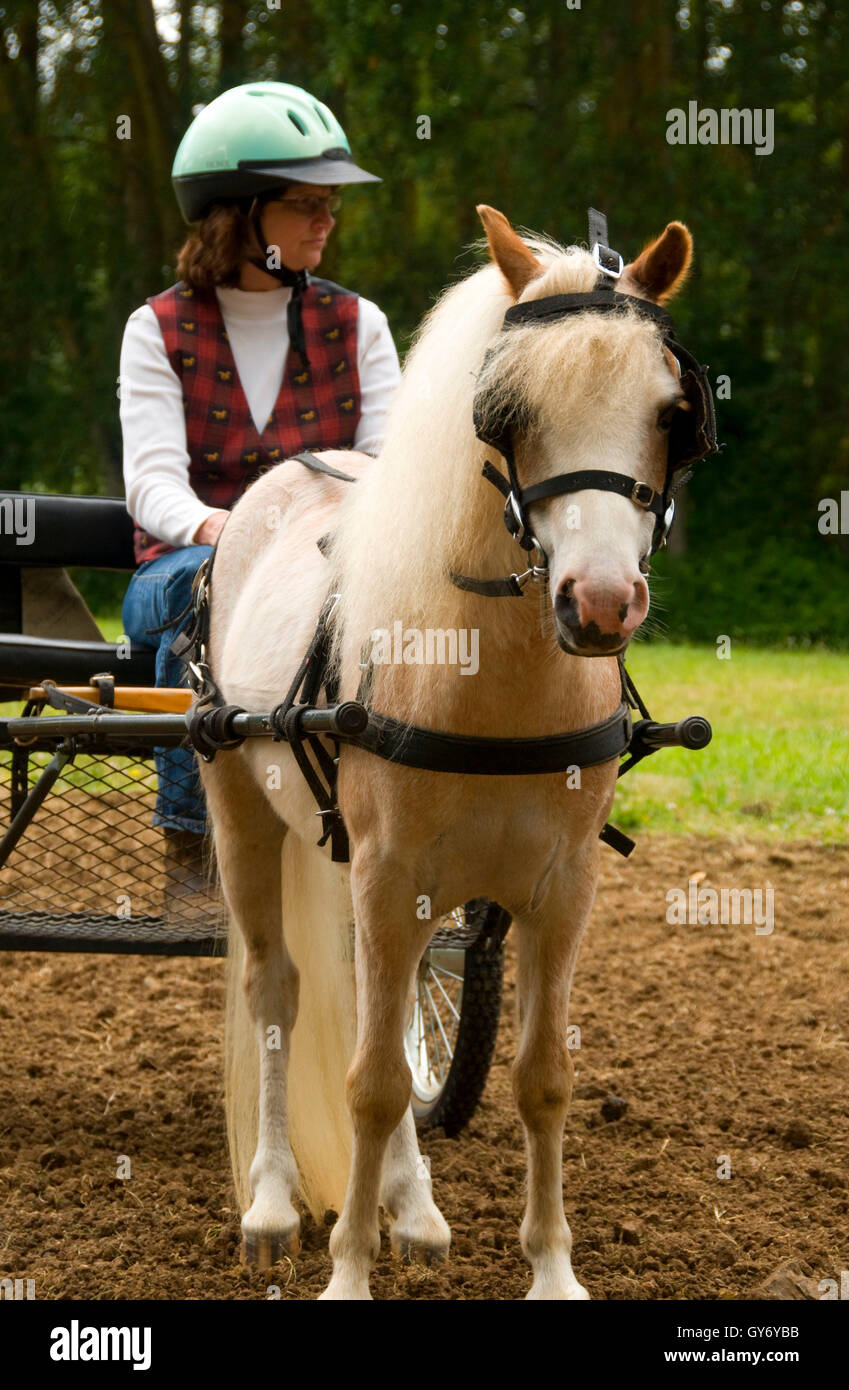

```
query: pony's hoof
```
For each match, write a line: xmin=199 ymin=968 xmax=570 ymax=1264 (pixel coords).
xmin=526 ymin=1278 xmax=590 ymax=1301
xmin=318 ymin=1280 xmax=373 ymax=1301
xmin=240 ymin=1224 xmax=300 ymax=1270
xmin=390 ymin=1231 xmax=450 ymax=1267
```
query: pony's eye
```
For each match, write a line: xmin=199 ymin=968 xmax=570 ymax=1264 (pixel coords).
xmin=657 ymin=404 xmax=680 ymax=433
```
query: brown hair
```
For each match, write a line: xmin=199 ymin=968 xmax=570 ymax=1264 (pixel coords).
xmin=175 ymin=203 xmax=257 ymax=291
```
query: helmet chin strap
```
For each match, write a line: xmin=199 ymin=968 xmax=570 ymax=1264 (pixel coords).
xmin=246 ymin=198 xmax=310 ymax=364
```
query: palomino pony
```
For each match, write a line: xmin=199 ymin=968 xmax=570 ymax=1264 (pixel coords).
xmin=200 ymin=205 xmax=697 ymax=1300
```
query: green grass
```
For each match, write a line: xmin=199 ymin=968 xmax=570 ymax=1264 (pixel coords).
xmin=614 ymin=644 xmax=849 ymax=842
xmin=97 ymin=610 xmax=125 ymax=643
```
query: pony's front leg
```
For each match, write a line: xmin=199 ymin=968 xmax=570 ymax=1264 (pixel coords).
xmin=320 ymin=863 xmax=436 ymax=1300
xmin=513 ymin=855 xmax=597 ymax=1301
xmin=202 ymin=752 xmax=300 ymax=1268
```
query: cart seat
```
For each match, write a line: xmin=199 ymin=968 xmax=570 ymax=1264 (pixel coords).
xmin=0 ymin=492 xmax=159 ymax=693
xmin=0 ymin=633 xmax=156 ymax=689
xmin=0 ymin=492 xmax=138 ymax=568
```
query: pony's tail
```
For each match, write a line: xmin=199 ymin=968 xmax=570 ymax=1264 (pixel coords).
xmin=224 ymin=836 xmax=357 ymax=1222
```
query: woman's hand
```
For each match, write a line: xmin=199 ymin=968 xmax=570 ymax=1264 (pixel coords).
xmin=193 ymin=510 xmax=229 ymax=546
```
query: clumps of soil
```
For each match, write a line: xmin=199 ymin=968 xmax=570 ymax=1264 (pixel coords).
xmin=0 ymin=834 xmax=847 ymax=1300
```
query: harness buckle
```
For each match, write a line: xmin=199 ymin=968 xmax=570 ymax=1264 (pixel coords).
xmin=505 ymin=491 xmax=542 ymax=553
xmin=187 ymin=658 xmax=215 ymax=701
xmin=512 ymin=561 xmax=550 ymax=591
xmin=505 ymin=490 xmax=525 ymax=538
xmin=592 ymin=243 xmax=624 ymax=280
xmin=190 ymin=556 xmax=211 ymax=612
xmin=657 ymin=498 xmax=676 ymax=549
xmin=631 ymin=481 xmax=657 ymax=509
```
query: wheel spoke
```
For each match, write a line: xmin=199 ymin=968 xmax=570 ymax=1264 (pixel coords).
xmin=423 ymin=977 xmax=452 ymax=1076
xmin=429 ymin=965 xmax=462 ymax=1054
xmin=403 ymin=920 xmax=475 ymax=1105
xmin=428 ymin=964 xmax=464 ymax=982
xmin=430 ymin=978 xmax=464 ymax=1050
xmin=428 ymin=964 xmax=461 ymax=1021
xmin=413 ymin=999 xmax=427 ymax=1076
xmin=422 ymin=979 xmax=445 ymax=1085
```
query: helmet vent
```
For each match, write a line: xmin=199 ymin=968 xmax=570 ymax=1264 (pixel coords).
xmin=288 ymin=111 xmax=308 ymax=136
xmin=314 ymin=105 xmax=332 ymax=132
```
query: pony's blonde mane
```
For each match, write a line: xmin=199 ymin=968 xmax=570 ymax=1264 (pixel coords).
xmin=328 ymin=233 xmax=666 ymax=692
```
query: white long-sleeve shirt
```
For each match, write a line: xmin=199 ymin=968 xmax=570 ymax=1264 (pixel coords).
xmin=120 ymin=283 xmax=401 ymax=549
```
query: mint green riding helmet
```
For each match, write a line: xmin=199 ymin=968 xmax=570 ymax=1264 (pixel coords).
xmin=172 ymin=81 xmax=381 ymax=222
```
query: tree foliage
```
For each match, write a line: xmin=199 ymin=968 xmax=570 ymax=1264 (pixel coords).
xmin=0 ymin=1 xmax=846 ymax=641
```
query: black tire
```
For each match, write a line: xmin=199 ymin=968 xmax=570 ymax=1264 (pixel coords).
xmin=410 ymin=901 xmax=510 ymax=1136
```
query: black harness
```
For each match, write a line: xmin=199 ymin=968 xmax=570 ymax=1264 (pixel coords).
xmin=169 ymin=210 xmax=715 ymax=864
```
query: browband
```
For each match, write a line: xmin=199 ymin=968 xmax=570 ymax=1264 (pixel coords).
xmin=503 ymin=289 xmax=674 ymax=333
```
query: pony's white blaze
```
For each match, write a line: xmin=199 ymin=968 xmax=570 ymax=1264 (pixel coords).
xmin=201 ymin=209 xmax=696 ymax=1301
xmin=530 ymin=489 xmax=652 ymax=651
xmin=497 ymin=301 xmax=678 ymax=655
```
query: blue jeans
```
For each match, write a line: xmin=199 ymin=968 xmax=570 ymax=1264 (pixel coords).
xmin=122 ymin=545 xmax=213 ymax=834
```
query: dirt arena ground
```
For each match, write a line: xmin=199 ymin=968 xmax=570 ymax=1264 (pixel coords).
xmin=1 ymin=833 xmax=847 ymax=1301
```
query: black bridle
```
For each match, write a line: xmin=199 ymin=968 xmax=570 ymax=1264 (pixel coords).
xmin=454 ymin=210 xmax=719 ymax=598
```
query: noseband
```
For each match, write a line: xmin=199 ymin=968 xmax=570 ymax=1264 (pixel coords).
xmin=453 ymin=209 xmax=719 ymax=598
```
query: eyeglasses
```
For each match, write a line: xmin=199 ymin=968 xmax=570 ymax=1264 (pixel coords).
xmin=271 ymin=194 xmax=342 ymax=217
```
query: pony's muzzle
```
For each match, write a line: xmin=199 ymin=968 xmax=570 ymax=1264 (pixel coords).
xmin=554 ymin=575 xmax=648 ymax=656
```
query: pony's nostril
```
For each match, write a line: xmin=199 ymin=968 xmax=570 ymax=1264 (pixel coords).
xmin=554 ymin=579 xmax=579 ymax=627
xmin=554 ymin=594 xmax=579 ymax=626
xmin=557 ymin=576 xmax=646 ymax=641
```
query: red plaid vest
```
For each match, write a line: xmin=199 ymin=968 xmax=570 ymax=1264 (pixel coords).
xmin=132 ymin=277 xmax=361 ymax=563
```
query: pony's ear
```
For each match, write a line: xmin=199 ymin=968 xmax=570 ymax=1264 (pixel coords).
xmin=622 ymin=221 xmax=693 ymax=304
xmin=477 ymin=204 xmax=544 ymax=300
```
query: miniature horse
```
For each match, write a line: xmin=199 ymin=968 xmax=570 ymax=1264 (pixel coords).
xmin=200 ymin=205 xmax=695 ymax=1299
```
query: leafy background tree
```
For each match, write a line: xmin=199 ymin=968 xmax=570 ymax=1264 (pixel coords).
xmin=0 ymin=0 xmax=846 ymax=642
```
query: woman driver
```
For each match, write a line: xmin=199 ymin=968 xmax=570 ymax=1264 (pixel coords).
xmin=120 ymin=81 xmax=399 ymax=892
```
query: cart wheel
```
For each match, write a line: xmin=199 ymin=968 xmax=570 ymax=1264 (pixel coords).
xmin=405 ymin=900 xmax=510 ymax=1136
